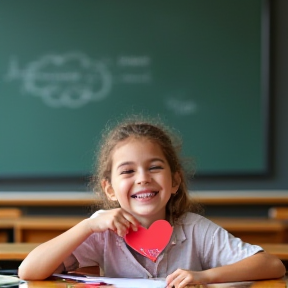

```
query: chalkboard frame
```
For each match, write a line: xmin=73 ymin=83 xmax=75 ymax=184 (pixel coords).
xmin=0 ymin=0 xmax=272 ymax=182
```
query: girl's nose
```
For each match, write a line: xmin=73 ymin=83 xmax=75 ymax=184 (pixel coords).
xmin=137 ymin=179 xmax=150 ymax=185
xmin=136 ymin=170 xmax=151 ymax=185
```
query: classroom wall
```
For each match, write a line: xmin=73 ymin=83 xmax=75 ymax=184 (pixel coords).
xmin=1 ymin=0 xmax=287 ymax=194
xmin=193 ymin=0 xmax=288 ymax=192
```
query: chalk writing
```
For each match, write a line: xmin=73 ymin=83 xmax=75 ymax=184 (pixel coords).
xmin=117 ymin=56 xmax=151 ymax=67
xmin=165 ymin=98 xmax=197 ymax=115
xmin=4 ymin=53 xmax=153 ymax=108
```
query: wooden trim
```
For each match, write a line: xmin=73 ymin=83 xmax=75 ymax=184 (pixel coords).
xmin=192 ymin=191 xmax=288 ymax=205
xmin=210 ymin=217 xmax=288 ymax=232
xmin=0 ymin=192 xmax=98 ymax=206
xmin=0 ymin=191 xmax=287 ymax=206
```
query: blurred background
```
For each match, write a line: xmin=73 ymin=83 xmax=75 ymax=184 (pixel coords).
xmin=0 ymin=0 xmax=287 ymax=205
xmin=0 ymin=0 xmax=287 ymax=260
xmin=0 ymin=0 xmax=287 ymax=270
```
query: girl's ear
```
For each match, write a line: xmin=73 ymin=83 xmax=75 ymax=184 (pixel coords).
xmin=101 ymin=179 xmax=117 ymax=201
xmin=171 ymin=172 xmax=181 ymax=194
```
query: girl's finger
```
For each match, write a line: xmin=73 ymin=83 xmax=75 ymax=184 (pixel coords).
xmin=166 ymin=271 xmax=178 ymax=286
xmin=116 ymin=214 xmax=132 ymax=229
xmin=122 ymin=211 xmax=140 ymax=229
xmin=113 ymin=219 xmax=129 ymax=237
xmin=171 ymin=274 xmax=185 ymax=288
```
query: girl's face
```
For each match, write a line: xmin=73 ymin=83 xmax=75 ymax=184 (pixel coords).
xmin=102 ymin=137 xmax=180 ymax=227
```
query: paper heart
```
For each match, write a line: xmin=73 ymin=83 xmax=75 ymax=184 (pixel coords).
xmin=124 ymin=220 xmax=173 ymax=262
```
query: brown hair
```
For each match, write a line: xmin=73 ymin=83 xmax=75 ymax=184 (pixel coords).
xmin=89 ymin=115 xmax=202 ymax=223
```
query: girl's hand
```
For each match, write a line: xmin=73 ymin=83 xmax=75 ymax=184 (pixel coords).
xmin=88 ymin=208 xmax=140 ymax=237
xmin=166 ymin=269 xmax=209 ymax=288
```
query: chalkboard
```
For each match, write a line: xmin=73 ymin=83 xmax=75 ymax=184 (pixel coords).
xmin=0 ymin=0 xmax=270 ymax=178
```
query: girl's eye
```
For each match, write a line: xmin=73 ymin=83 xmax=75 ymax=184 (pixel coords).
xmin=150 ymin=166 xmax=163 ymax=171
xmin=120 ymin=169 xmax=134 ymax=175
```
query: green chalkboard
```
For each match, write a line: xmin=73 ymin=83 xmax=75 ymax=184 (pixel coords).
xmin=0 ymin=0 xmax=269 ymax=178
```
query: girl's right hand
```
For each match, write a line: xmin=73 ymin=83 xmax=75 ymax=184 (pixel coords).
xmin=87 ymin=208 xmax=140 ymax=237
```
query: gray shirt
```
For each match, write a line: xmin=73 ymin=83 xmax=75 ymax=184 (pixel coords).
xmin=66 ymin=212 xmax=263 ymax=278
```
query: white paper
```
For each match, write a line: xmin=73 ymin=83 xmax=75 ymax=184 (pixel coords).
xmin=0 ymin=275 xmax=21 ymax=285
xmin=53 ymin=273 xmax=167 ymax=288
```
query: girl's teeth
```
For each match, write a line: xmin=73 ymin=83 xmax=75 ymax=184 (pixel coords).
xmin=132 ymin=192 xmax=157 ymax=199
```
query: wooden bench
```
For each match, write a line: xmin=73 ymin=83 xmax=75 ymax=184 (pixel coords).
xmin=0 ymin=243 xmax=39 ymax=260
xmin=1 ymin=215 xmax=288 ymax=245
xmin=0 ymin=216 xmax=84 ymax=243
xmin=13 ymin=216 xmax=288 ymax=244
xmin=269 ymin=207 xmax=288 ymax=220
xmin=0 ymin=208 xmax=22 ymax=243
xmin=261 ymin=244 xmax=288 ymax=261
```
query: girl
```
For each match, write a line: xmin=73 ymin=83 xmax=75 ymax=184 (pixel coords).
xmin=18 ymin=117 xmax=286 ymax=287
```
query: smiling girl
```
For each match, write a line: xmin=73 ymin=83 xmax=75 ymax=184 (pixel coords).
xmin=18 ymin=116 xmax=286 ymax=287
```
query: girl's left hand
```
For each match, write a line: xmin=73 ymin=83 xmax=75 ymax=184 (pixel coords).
xmin=166 ymin=269 xmax=208 ymax=288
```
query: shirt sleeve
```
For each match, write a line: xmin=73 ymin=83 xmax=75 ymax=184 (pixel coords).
xmin=72 ymin=231 xmax=105 ymax=268
xmin=63 ymin=254 xmax=79 ymax=272
xmin=207 ymin=225 xmax=263 ymax=268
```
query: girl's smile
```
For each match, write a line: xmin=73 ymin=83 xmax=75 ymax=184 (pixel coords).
xmin=102 ymin=136 xmax=180 ymax=227
xmin=130 ymin=190 xmax=159 ymax=200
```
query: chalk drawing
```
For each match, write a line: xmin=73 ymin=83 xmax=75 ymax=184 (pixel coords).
xmin=4 ymin=53 xmax=153 ymax=108
xmin=5 ymin=52 xmax=112 ymax=108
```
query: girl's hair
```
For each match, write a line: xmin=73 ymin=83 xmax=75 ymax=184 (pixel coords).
xmin=89 ymin=115 xmax=202 ymax=223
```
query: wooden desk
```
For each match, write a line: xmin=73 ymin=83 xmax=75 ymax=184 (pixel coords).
xmin=13 ymin=217 xmax=85 ymax=243
xmin=18 ymin=275 xmax=288 ymax=288
xmin=211 ymin=217 xmax=288 ymax=244
xmin=0 ymin=208 xmax=22 ymax=242
xmin=1 ymin=215 xmax=288 ymax=245
xmin=261 ymin=244 xmax=288 ymax=261
xmin=0 ymin=217 xmax=84 ymax=243
xmin=0 ymin=217 xmax=85 ymax=243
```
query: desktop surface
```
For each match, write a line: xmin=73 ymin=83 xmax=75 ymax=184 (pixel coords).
xmin=12 ymin=274 xmax=288 ymax=288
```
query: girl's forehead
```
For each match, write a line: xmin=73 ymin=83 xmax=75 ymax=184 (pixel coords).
xmin=111 ymin=136 xmax=164 ymax=159
xmin=114 ymin=136 xmax=155 ymax=150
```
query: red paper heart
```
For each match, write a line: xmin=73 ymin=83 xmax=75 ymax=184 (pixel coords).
xmin=124 ymin=220 xmax=173 ymax=262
